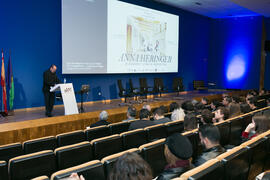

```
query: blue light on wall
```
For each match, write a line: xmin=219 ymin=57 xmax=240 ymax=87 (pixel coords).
xmin=226 ymin=54 xmax=246 ymax=81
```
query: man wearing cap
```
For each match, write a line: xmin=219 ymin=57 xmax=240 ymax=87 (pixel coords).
xmin=156 ymin=133 xmax=193 ymax=180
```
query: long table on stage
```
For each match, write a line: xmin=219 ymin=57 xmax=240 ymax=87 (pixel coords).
xmin=0 ymin=90 xmax=247 ymax=145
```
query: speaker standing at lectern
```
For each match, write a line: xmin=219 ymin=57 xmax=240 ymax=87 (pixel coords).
xmin=42 ymin=64 xmax=60 ymax=117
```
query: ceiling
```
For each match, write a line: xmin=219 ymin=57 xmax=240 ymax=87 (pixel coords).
xmin=152 ymin=0 xmax=270 ymax=18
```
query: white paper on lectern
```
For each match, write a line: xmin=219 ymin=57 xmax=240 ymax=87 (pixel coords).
xmin=50 ymin=83 xmax=79 ymax=115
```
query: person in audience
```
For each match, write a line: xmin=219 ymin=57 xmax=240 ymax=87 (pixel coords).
xmin=240 ymin=103 xmax=251 ymax=114
xmin=181 ymin=101 xmax=194 ymax=114
xmin=123 ymin=106 xmax=137 ymax=122
xmin=222 ymin=96 xmax=232 ymax=107
xmin=232 ymin=95 xmax=242 ymax=104
xmin=256 ymin=170 xmax=270 ymax=180
xmin=222 ymin=93 xmax=229 ymax=99
xmin=153 ymin=108 xmax=171 ymax=124
xmin=170 ymin=102 xmax=185 ymax=121
xmin=210 ymin=100 xmax=222 ymax=112
xmin=212 ymin=107 xmax=229 ymax=123
xmin=247 ymin=96 xmax=258 ymax=111
xmin=142 ymin=104 xmax=151 ymax=113
xmin=259 ymin=89 xmax=266 ymax=96
xmin=160 ymin=105 xmax=169 ymax=114
xmin=246 ymin=92 xmax=254 ymax=103
xmin=194 ymin=124 xmax=225 ymax=166
xmin=109 ymin=152 xmax=152 ymax=180
xmin=128 ymin=109 xmax=155 ymax=130
xmin=184 ymin=113 xmax=198 ymax=131
xmin=156 ymin=133 xmax=193 ymax=180
xmin=228 ymin=102 xmax=242 ymax=118
xmin=90 ymin=111 xmax=111 ymax=128
xmin=201 ymin=97 xmax=209 ymax=105
xmin=200 ymin=109 xmax=214 ymax=124
xmin=242 ymin=115 xmax=270 ymax=142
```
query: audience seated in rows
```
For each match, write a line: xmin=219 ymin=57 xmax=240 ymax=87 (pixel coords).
xmin=184 ymin=113 xmax=197 ymax=131
xmin=109 ymin=152 xmax=152 ymax=180
xmin=194 ymin=124 xmax=225 ymax=166
xmin=153 ymin=108 xmax=171 ymax=125
xmin=128 ymin=109 xmax=155 ymax=131
xmin=210 ymin=100 xmax=222 ymax=112
xmin=181 ymin=101 xmax=194 ymax=114
xmin=90 ymin=111 xmax=111 ymax=128
xmin=222 ymin=96 xmax=232 ymax=107
xmin=122 ymin=106 xmax=137 ymax=122
xmin=200 ymin=97 xmax=209 ymax=106
xmin=247 ymin=96 xmax=258 ymax=111
xmin=212 ymin=106 xmax=229 ymax=123
xmin=200 ymin=109 xmax=214 ymax=124
xmin=156 ymin=133 xmax=193 ymax=180
xmin=170 ymin=102 xmax=185 ymax=121
xmin=242 ymin=115 xmax=270 ymax=142
xmin=142 ymin=104 xmax=151 ymax=113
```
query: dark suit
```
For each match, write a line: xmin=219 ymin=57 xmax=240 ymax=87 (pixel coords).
xmin=90 ymin=120 xmax=111 ymax=128
xmin=128 ymin=120 xmax=155 ymax=131
xmin=42 ymin=69 xmax=60 ymax=116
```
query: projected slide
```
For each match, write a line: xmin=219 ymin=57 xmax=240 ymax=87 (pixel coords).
xmin=62 ymin=0 xmax=179 ymax=74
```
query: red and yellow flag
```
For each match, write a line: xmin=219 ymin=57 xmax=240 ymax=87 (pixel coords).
xmin=1 ymin=49 xmax=8 ymax=115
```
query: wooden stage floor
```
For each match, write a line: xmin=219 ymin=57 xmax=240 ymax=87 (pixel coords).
xmin=0 ymin=90 xmax=228 ymax=125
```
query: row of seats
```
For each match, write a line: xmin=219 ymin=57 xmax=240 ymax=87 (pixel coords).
xmin=173 ymin=129 xmax=270 ymax=180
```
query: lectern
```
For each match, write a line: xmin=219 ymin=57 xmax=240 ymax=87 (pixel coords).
xmin=50 ymin=83 xmax=79 ymax=115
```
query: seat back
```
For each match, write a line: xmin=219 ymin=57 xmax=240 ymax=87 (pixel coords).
xmin=51 ymin=160 xmax=106 ymax=180
xmin=182 ymin=130 xmax=201 ymax=159
xmin=215 ymin=121 xmax=231 ymax=146
xmin=165 ymin=120 xmax=184 ymax=136
xmin=241 ymin=137 xmax=268 ymax=180
xmin=229 ymin=118 xmax=244 ymax=145
xmin=145 ymin=124 xmax=167 ymax=142
xmin=180 ymin=159 xmax=225 ymax=180
xmin=0 ymin=161 xmax=8 ymax=180
xmin=101 ymin=148 xmax=139 ymax=178
xmin=23 ymin=136 xmax=57 ymax=154
xmin=120 ymin=129 xmax=148 ymax=150
xmin=91 ymin=135 xmax=123 ymax=160
xmin=85 ymin=126 xmax=111 ymax=142
xmin=56 ymin=130 xmax=85 ymax=147
xmin=139 ymin=139 xmax=166 ymax=177
xmin=264 ymin=132 xmax=270 ymax=170
xmin=217 ymin=146 xmax=250 ymax=180
xmin=9 ymin=150 xmax=56 ymax=180
xmin=54 ymin=141 xmax=93 ymax=170
xmin=172 ymin=77 xmax=184 ymax=92
xmin=31 ymin=176 xmax=49 ymax=180
xmin=108 ymin=121 xmax=130 ymax=134
xmin=0 ymin=143 xmax=23 ymax=163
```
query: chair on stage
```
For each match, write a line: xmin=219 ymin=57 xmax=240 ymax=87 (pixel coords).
xmin=117 ymin=79 xmax=134 ymax=104
xmin=9 ymin=150 xmax=56 ymax=180
xmin=54 ymin=141 xmax=93 ymax=170
xmin=51 ymin=160 xmax=106 ymax=180
xmin=0 ymin=143 xmax=23 ymax=163
xmin=139 ymin=78 xmax=153 ymax=100
xmin=172 ymin=77 xmax=184 ymax=96
xmin=0 ymin=161 xmax=8 ymax=180
xmin=23 ymin=136 xmax=57 ymax=154
xmin=129 ymin=79 xmax=140 ymax=100
xmin=193 ymin=80 xmax=208 ymax=90
xmin=153 ymin=78 xmax=168 ymax=97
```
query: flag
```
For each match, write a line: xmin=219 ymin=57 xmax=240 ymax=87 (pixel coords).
xmin=7 ymin=52 xmax=14 ymax=110
xmin=1 ymin=49 xmax=8 ymax=115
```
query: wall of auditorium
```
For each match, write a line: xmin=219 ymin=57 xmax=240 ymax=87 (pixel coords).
xmin=264 ymin=18 xmax=270 ymax=90
xmin=0 ymin=0 xmax=211 ymax=109
xmin=208 ymin=16 xmax=263 ymax=90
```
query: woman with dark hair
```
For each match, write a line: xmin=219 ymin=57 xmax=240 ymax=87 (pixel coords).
xmin=184 ymin=113 xmax=198 ymax=131
xmin=109 ymin=152 xmax=153 ymax=180
xmin=242 ymin=115 xmax=270 ymax=141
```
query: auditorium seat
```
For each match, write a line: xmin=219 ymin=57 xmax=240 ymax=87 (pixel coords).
xmin=139 ymin=138 xmax=166 ymax=177
xmin=216 ymin=146 xmax=250 ymax=180
xmin=23 ymin=136 xmax=57 ymax=154
xmin=8 ymin=150 xmax=56 ymax=180
xmin=0 ymin=143 xmax=23 ymax=162
xmin=215 ymin=121 xmax=231 ymax=146
xmin=50 ymin=160 xmax=106 ymax=180
xmin=101 ymin=148 xmax=139 ymax=178
xmin=54 ymin=141 xmax=93 ymax=170
xmin=120 ymin=129 xmax=148 ymax=150
xmin=0 ymin=161 xmax=8 ymax=180
xmin=144 ymin=124 xmax=167 ymax=142
xmin=178 ymin=159 xmax=225 ymax=180
xmin=228 ymin=117 xmax=244 ymax=146
xmin=91 ymin=135 xmax=123 ymax=160
xmin=84 ymin=125 xmax=111 ymax=142
xmin=31 ymin=176 xmax=49 ymax=180
xmin=56 ymin=130 xmax=85 ymax=147
xmin=241 ymin=137 xmax=268 ymax=180
xmin=165 ymin=120 xmax=184 ymax=136
xmin=108 ymin=121 xmax=130 ymax=134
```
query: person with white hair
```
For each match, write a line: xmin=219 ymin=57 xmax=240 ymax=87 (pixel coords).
xmin=90 ymin=110 xmax=111 ymax=128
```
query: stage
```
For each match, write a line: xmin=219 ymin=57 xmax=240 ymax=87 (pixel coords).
xmin=0 ymin=90 xmax=245 ymax=145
